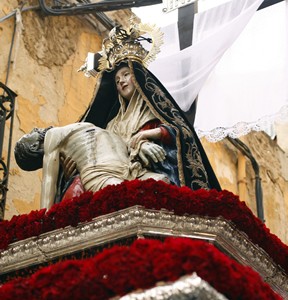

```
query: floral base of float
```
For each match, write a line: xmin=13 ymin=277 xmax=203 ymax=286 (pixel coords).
xmin=1 ymin=205 xmax=288 ymax=297
xmin=0 ymin=238 xmax=282 ymax=300
xmin=0 ymin=179 xmax=288 ymax=298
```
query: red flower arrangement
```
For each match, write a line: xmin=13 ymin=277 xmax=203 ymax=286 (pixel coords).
xmin=0 ymin=179 xmax=288 ymax=273
xmin=0 ymin=238 xmax=281 ymax=300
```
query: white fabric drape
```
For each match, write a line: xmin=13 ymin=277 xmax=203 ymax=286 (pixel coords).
xmin=149 ymin=0 xmax=265 ymax=112
xmin=147 ymin=0 xmax=288 ymax=141
xmin=195 ymin=1 xmax=288 ymax=141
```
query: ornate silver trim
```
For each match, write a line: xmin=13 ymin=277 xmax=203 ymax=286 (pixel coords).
xmin=0 ymin=206 xmax=287 ymax=298
xmin=117 ymin=273 xmax=228 ymax=300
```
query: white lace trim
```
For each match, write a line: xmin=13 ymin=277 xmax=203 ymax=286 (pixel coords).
xmin=196 ymin=105 xmax=288 ymax=142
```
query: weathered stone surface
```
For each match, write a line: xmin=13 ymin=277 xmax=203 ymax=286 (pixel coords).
xmin=203 ymin=132 xmax=288 ymax=243
xmin=22 ymin=12 xmax=79 ymax=67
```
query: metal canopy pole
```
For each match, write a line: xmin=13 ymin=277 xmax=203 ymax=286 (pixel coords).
xmin=38 ymin=0 xmax=162 ymax=15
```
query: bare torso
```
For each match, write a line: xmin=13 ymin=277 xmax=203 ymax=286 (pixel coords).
xmin=41 ymin=122 xmax=168 ymax=209
xmin=60 ymin=124 xmax=145 ymax=191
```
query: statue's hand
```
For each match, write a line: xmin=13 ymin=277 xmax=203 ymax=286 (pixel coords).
xmin=138 ymin=142 xmax=166 ymax=166
xmin=60 ymin=153 xmax=77 ymax=180
xmin=130 ymin=128 xmax=161 ymax=149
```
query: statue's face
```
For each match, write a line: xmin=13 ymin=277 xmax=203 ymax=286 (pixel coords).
xmin=115 ymin=66 xmax=135 ymax=100
xmin=22 ymin=128 xmax=44 ymax=151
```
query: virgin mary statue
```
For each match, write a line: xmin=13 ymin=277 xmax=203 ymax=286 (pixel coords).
xmin=57 ymin=21 xmax=221 ymax=202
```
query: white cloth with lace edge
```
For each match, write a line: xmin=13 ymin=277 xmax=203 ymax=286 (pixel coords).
xmin=148 ymin=0 xmax=287 ymax=142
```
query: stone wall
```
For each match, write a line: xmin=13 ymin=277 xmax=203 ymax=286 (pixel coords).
xmin=1 ymin=0 xmax=287 ymax=244
xmin=203 ymin=131 xmax=288 ymax=244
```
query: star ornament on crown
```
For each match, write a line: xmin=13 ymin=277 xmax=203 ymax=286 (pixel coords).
xmin=78 ymin=20 xmax=164 ymax=77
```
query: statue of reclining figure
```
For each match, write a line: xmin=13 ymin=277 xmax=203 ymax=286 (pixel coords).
xmin=14 ymin=123 xmax=169 ymax=210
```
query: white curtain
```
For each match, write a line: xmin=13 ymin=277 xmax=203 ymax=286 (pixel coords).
xmin=149 ymin=0 xmax=265 ymax=111
xmin=195 ymin=1 xmax=288 ymax=141
xmin=148 ymin=0 xmax=288 ymax=141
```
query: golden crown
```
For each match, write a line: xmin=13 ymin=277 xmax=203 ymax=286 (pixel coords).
xmin=78 ymin=20 xmax=163 ymax=77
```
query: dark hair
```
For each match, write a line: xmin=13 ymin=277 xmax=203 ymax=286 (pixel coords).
xmin=14 ymin=127 xmax=52 ymax=171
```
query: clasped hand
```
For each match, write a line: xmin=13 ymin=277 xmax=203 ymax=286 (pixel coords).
xmin=138 ymin=141 xmax=166 ymax=166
